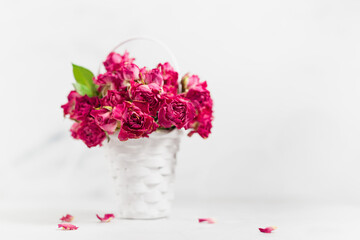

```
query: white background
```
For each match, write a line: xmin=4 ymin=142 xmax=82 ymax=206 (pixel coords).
xmin=1 ymin=0 xmax=360 ymax=211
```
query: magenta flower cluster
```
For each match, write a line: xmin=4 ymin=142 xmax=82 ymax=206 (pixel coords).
xmin=61 ymin=51 xmax=213 ymax=148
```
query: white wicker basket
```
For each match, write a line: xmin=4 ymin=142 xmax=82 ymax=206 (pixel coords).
xmin=105 ymin=129 xmax=182 ymax=219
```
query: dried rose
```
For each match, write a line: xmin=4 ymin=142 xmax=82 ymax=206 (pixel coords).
xmin=100 ymin=89 xmax=129 ymax=107
xmin=158 ymin=62 xmax=178 ymax=94
xmin=187 ymin=107 xmax=213 ymax=139
xmin=103 ymin=51 xmax=134 ymax=72
xmin=140 ymin=68 xmax=164 ymax=87
xmin=71 ymin=118 xmax=106 ymax=148
xmin=61 ymin=91 xmax=81 ymax=117
xmin=90 ymin=108 xmax=118 ymax=134
xmin=184 ymin=81 xmax=212 ymax=111
xmin=130 ymin=81 xmax=162 ymax=116
xmin=113 ymin=101 xmax=158 ymax=141
xmin=94 ymin=72 xmax=123 ymax=92
xmin=158 ymin=95 xmax=195 ymax=129
xmin=71 ymin=95 xmax=100 ymax=121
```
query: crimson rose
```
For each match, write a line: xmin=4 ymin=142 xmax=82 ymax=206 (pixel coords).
xmin=113 ymin=101 xmax=158 ymax=141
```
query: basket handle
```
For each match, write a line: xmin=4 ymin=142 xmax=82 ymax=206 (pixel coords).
xmin=97 ymin=36 xmax=180 ymax=75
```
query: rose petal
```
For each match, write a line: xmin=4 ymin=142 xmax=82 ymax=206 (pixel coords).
xmin=259 ymin=226 xmax=277 ymax=233
xmin=60 ymin=214 xmax=74 ymax=222
xmin=58 ymin=223 xmax=78 ymax=230
xmin=198 ymin=218 xmax=216 ymax=224
xmin=96 ymin=213 xmax=115 ymax=222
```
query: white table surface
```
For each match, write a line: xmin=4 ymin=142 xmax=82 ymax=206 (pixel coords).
xmin=0 ymin=199 xmax=359 ymax=240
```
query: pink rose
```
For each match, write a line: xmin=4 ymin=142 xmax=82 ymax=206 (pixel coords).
xmin=70 ymin=119 xmax=106 ymax=148
xmin=103 ymin=51 xmax=135 ymax=72
xmin=140 ymin=68 xmax=164 ymax=87
xmin=90 ymin=108 xmax=118 ymax=134
xmin=95 ymin=64 xmax=139 ymax=94
xmin=130 ymin=82 xmax=162 ymax=116
xmin=158 ymin=62 xmax=178 ymax=94
xmin=94 ymin=72 xmax=123 ymax=92
xmin=158 ymin=95 xmax=195 ymax=129
xmin=119 ymin=63 xmax=140 ymax=83
xmin=113 ymin=101 xmax=158 ymax=141
xmin=181 ymin=74 xmax=200 ymax=91
xmin=61 ymin=91 xmax=81 ymax=116
xmin=101 ymin=89 xmax=128 ymax=107
xmin=187 ymin=75 xmax=200 ymax=88
xmin=184 ymin=81 xmax=212 ymax=110
xmin=71 ymin=95 xmax=100 ymax=121
xmin=187 ymin=107 xmax=213 ymax=138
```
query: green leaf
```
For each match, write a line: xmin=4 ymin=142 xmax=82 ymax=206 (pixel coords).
xmin=73 ymin=83 xmax=94 ymax=97
xmin=72 ymin=63 xmax=95 ymax=89
xmin=72 ymin=63 xmax=98 ymax=97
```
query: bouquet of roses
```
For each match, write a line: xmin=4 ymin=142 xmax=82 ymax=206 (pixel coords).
xmin=61 ymin=51 xmax=213 ymax=148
